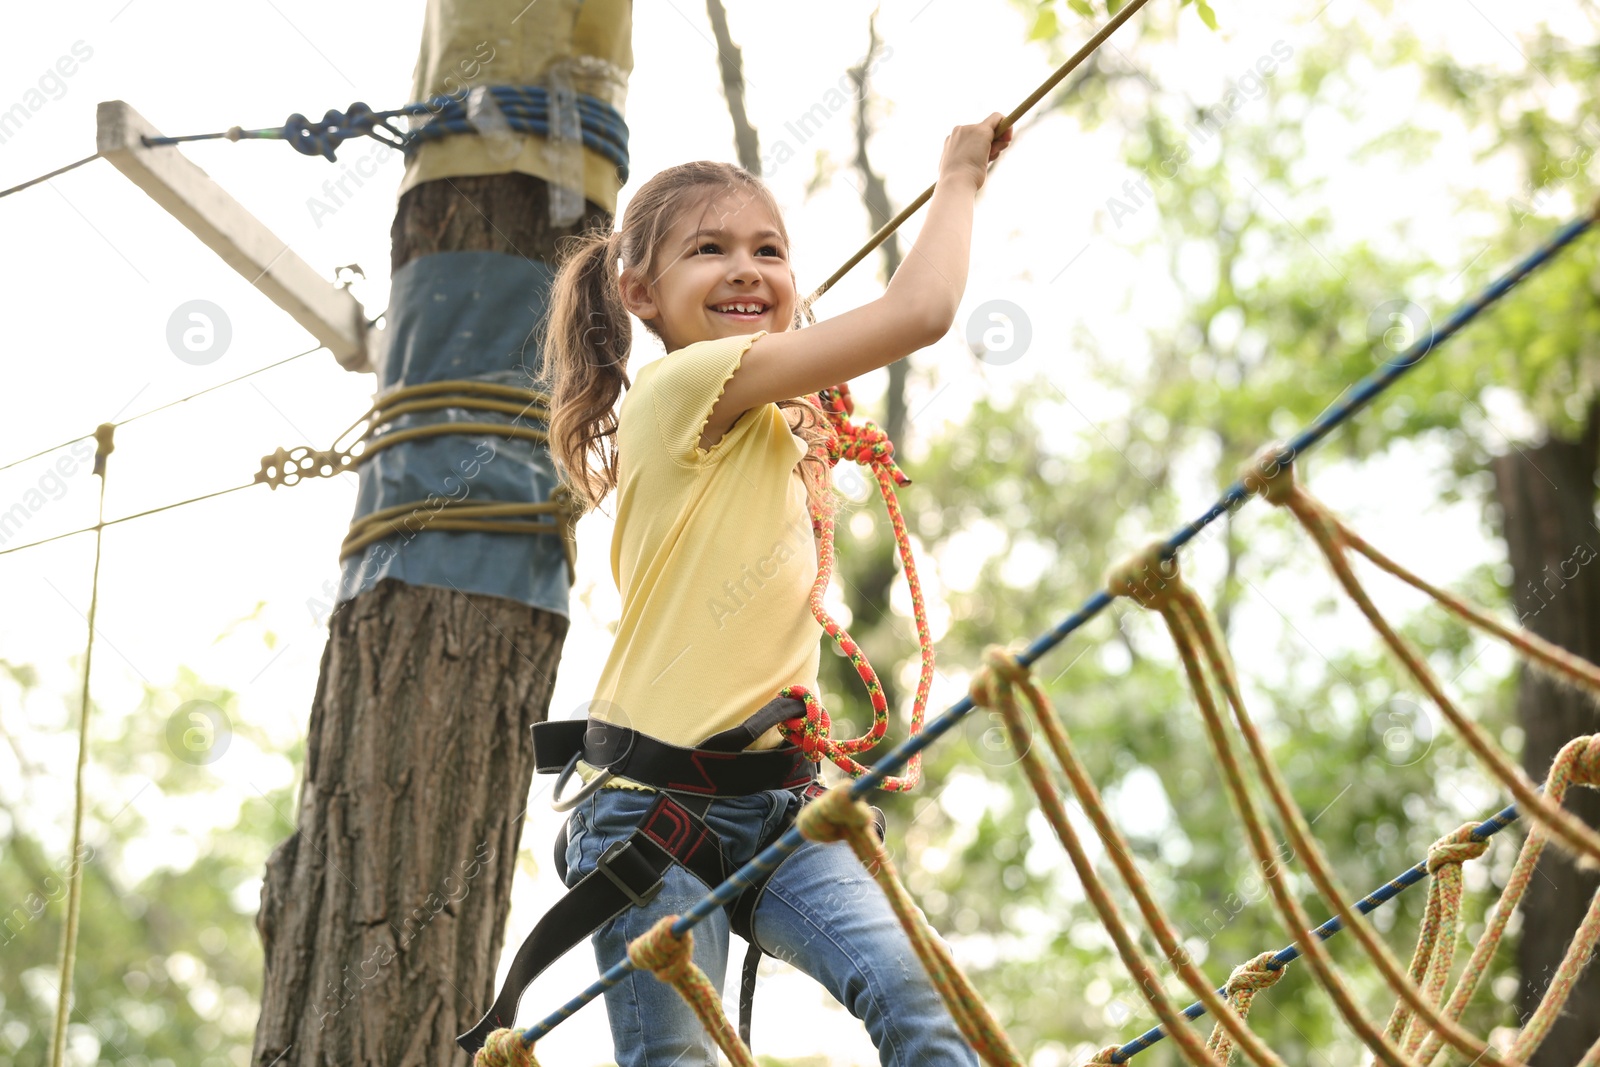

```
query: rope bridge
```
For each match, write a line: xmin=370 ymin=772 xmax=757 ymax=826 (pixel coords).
xmin=471 ymin=201 xmax=1600 ymax=1065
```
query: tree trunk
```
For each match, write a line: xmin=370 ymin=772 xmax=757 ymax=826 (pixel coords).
xmin=252 ymin=173 xmax=608 ymax=1063
xmin=1494 ymin=412 xmax=1600 ymax=1065
xmin=253 ymin=582 xmax=566 ymax=1065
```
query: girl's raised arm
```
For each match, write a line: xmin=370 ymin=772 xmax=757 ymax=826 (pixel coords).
xmin=703 ymin=113 xmax=1013 ymax=444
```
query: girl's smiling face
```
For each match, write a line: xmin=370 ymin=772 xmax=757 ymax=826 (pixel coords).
xmin=621 ymin=190 xmax=797 ymax=352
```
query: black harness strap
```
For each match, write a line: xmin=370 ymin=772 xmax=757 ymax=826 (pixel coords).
xmin=698 ymin=695 xmax=809 ymax=752
xmin=532 ymin=696 xmax=813 ymax=797
xmin=739 ymin=943 xmax=764 ymax=1047
xmin=457 ymin=791 xmax=728 ymax=1053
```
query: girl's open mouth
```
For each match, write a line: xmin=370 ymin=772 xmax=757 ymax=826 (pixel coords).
xmin=711 ymin=302 xmax=769 ymax=321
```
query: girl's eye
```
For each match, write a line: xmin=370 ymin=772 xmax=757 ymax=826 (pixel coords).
xmin=759 ymin=245 xmax=783 ymax=257
xmin=696 ymin=242 xmax=721 ymax=255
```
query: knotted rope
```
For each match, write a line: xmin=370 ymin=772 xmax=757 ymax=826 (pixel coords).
xmin=795 ymin=785 xmax=1024 ymax=1066
xmin=1105 ymin=542 xmax=1519 ymax=1067
xmin=475 ymin=1028 xmax=539 ymax=1067
xmin=780 ymin=384 xmax=935 ymax=791
xmin=1094 ymin=540 xmax=1600 ymax=1067
xmin=968 ymin=643 xmax=1277 ymax=1067
xmin=1244 ymin=446 xmax=1600 ymax=869
xmin=1206 ymin=954 xmax=1289 ymax=1065
xmin=624 ymin=916 xmax=757 ymax=1067
xmin=445 ymin=62 xmax=1600 ymax=1067
xmin=1426 ymin=735 xmax=1600 ymax=1066
xmin=1370 ymin=826 xmax=1487 ymax=1063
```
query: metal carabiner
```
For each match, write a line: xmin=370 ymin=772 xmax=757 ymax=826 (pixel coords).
xmin=550 ymin=750 xmax=613 ymax=812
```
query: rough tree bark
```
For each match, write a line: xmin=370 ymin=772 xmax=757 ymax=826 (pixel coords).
xmin=251 ymin=174 xmax=608 ymax=1063
xmin=1494 ymin=405 xmax=1600 ymax=1066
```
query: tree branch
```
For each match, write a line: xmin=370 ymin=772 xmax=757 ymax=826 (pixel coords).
xmin=706 ymin=0 xmax=762 ymax=174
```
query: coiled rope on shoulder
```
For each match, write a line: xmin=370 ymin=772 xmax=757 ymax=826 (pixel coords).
xmin=779 ymin=384 xmax=935 ymax=791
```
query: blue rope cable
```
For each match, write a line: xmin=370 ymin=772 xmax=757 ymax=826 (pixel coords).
xmin=1107 ymin=802 xmax=1521 ymax=1062
xmin=514 ymin=205 xmax=1600 ymax=1048
xmin=139 ymin=85 xmax=630 ymax=181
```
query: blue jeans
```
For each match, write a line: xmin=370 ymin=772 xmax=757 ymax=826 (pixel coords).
xmin=564 ymin=787 xmax=980 ymax=1067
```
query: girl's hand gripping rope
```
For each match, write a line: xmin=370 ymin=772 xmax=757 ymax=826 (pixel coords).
xmin=938 ymin=112 xmax=1014 ymax=191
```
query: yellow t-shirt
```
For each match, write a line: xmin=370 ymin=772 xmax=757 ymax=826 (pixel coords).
xmin=589 ymin=331 xmax=821 ymax=752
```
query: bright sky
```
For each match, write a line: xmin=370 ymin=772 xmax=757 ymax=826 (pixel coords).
xmin=0 ymin=0 xmax=1588 ymax=1064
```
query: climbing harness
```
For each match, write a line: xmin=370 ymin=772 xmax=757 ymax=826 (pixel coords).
xmin=455 ymin=694 xmax=815 ymax=1053
xmin=11 ymin=0 xmax=1600 ymax=1056
xmin=460 ymin=203 xmax=1600 ymax=1064
xmin=457 ymin=693 xmax=888 ymax=1054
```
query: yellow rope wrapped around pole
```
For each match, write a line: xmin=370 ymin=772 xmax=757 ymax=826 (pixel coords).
xmin=258 ymin=379 xmax=578 ymax=573
xmin=337 ymin=486 xmax=583 ymax=580
xmin=330 ymin=379 xmax=552 ymax=453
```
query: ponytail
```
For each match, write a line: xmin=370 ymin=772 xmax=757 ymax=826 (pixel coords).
xmin=541 ymin=229 xmax=631 ymax=513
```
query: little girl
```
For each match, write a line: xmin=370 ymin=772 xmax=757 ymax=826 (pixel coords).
xmin=539 ymin=113 xmax=1013 ymax=1067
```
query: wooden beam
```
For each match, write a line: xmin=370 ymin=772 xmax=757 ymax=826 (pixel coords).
xmin=96 ymin=99 xmax=375 ymax=374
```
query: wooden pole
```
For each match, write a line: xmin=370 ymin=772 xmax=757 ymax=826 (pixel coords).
xmin=250 ymin=3 xmax=632 ymax=1061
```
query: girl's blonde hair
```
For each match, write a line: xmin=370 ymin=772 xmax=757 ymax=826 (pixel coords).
xmin=541 ymin=161 xmax=835 ymax=519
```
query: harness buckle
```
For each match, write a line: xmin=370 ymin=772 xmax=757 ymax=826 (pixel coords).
xmin=596 ymin=840 xmax=663 ymax=908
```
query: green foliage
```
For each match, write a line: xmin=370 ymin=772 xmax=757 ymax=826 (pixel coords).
xmin=0 ymin=657 xmax=295 ymax=1065
xmin=1014 ymin=0 xmax=1218 ymax=39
